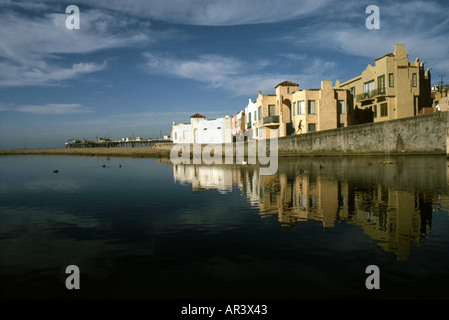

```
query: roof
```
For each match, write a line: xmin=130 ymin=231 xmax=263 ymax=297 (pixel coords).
xmin=375 ymin=52 xmax=394 ymax=61
xmin=275 ymin=81 xmax=299 ymax=88
xmin=190 ymin=113 xmax=205 ymax=118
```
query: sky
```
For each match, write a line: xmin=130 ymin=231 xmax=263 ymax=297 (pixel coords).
xmin=0 ymin=0 xmax=448 ymax=149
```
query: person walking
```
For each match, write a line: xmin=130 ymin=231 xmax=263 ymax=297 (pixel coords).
xmin=296 ymin=119 xmax=303 ymax=134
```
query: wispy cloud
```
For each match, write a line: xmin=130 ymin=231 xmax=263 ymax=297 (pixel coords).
xmin=290 ymin=0 xmax=449 ymax=75
xmin=0 ymin=61 xmax=108 ymax=87
xmin=0 ymin=103 xmax=92 ymax=115
xmin=143 ymin=53 xmax=247 ymax=87
xmin=62 ymin=0 xmax=333 ymax=26
xmin=0 ymin=6 xmax=151 ymax=86
xmin=143 ymin=52 xmax=338 ymax=96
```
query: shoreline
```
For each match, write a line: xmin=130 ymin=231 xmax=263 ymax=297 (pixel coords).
xmin=0 ymin=145 xmax=446 ymax=159
xmin=0 ymin=145 xmax=173 ymax=158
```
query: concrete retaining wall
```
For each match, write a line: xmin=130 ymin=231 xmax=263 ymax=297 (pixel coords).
xmin=277 ymin=111 xmax=448 ymax=156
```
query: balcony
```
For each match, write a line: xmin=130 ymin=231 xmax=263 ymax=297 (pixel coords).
xmin=263 ymin=115 xmax=280 ymax=126
xmin=356 ymin=89 xmax=386 ymax=102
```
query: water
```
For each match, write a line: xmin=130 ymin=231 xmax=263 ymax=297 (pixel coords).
xmin=1 ymin=155 xmax=449 ymax=300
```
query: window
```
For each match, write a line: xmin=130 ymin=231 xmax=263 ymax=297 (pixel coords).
xmin=174 ymin=132 xmax=178 ymax=140
xmin=380 ymin=103 xmax=388 ymax=117
xmin=298 ymin=101 xmax=305 ymax=114
xmin=308 ymin=100 xmax=316 ymax=114
xmin=337 ymin=100 xmax=345 ymax=114
xmin=268 ymin=104 xmax=276 ymax=116
xmin=412 ymin=73 xmax=417 ymax=87
xmin=389 ymin=73 xmax=394 ymax=87
xmin=293 ymin=102 xmax=296 ymax=116
xmin=373 ymin=105 xmax=377 ymax=118
xmin=364 ymin=80 xmax=375 ymax=96
xmin=217 ymin=127 xmax=221 ymax=130
xmin=338 ymin=123 xmax=345 ymax=128
xmin=258 ymin=106 xmax=261 ymax=120
xmin=287 ymin=87 xmax=290 ymax=94
xmin=308 ymin=123 xmax=316 ymax=132
xmin=248 ymin=112 xmax=252 ymax=128
xmin=378 ymin=75 xmax=385 ymax=94
xmin=350 ymin=87 xmax=355 ymax=97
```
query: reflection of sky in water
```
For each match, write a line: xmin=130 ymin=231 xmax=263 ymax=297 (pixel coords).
xmin=1 ymin=155 xmax=449 ymax=299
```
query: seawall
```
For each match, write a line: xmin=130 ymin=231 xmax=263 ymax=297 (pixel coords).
xmin=2 ymin=112 xmax=447 ymax=158
xmin=277 ymin=111 xmax=448 ymax=156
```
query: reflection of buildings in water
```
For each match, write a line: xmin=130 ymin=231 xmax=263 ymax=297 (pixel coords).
xmin=352 ymin=188 xmax=434 ymax=261
xmin=172 ymin=161 xmax=442 ymax=261
xmin=254 ymin=170 xmax=438 ymax=261
xmin=173 ymin=164 xmax=265 ymax=207
xmin=173 ymin=164 xmax=234 ymax=194
xmin=256 ymin=173 xmax=349 ymax=227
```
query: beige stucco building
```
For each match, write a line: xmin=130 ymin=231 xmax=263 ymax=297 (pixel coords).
xmin=335 ymin=44 xmax=432 ymax=124
xmin=254 ymin=80 xmax=353 ymax=138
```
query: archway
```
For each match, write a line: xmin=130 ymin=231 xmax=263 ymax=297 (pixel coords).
xmin=283 ymin=98 xmax=294 ymax=135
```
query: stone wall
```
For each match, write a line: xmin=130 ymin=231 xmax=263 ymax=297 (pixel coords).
xmin=277 ymin=111 xmax=448 ymax=156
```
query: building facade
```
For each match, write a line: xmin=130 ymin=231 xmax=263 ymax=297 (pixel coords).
xmin=172 ymin=113 xmax=232 ymax=144
xmin=334 ymin=44 xmax=432 ymax=124
xmin=254 ymin=80 xmax=353 ymax=138
xmin=231 ymin=110 xmax=246 ymax=142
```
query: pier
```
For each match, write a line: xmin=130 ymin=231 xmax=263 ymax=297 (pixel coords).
xmin=65 ymin=138 xmax=172 ymax=148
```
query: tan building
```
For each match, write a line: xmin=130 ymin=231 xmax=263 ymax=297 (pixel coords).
xmin=335 ymin=44 xmax=432 ymax=124
xmin=254 ymin=80 xmax=354 ymax=138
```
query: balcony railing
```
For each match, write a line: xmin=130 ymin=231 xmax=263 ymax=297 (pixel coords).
xmin=263 ymin=115 xmax=280 ymax=125
xmin=356 ymin=88 xmax=386 ymax=102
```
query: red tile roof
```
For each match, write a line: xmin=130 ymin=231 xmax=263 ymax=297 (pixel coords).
xmin=275 ymin=81 xmax=299 ymax=88
xmin=190 ymin=113 xmax=205 ymax=118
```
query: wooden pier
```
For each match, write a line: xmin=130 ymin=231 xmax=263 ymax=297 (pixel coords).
xmin=65 ymin=138 xmax=172 ymax=148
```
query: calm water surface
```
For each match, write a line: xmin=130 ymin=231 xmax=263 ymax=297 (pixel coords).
xmin=1 ymin=155 xmax=448 ymax=300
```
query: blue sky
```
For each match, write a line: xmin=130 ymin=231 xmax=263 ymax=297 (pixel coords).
xmin=0 ymin=0 xmax=448 ymax=149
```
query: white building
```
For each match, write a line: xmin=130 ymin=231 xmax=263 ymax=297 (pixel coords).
xmin=172 ymin=113 xmax=232 ymax=144
xmin=244 ymin=99 xmax=258 ymax=139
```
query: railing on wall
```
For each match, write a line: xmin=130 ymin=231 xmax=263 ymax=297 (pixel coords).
xmin=356 ymin=88 xmax=386 ymax=102
xmin=263 ymin=115 xmax=280 ymax=125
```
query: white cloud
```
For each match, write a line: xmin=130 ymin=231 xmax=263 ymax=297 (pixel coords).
xmin=61 ymin=0 xmax=332 ymax=26
xmin=143 ymin=53 xmax=245 ymax=86
xmin=284 ymin=0 xmax=449 ymax=82
xmin=0 ymin=61 xmax=107 ymax=87
xmin=1 ymin=103 xmax=92 ymax=115
xmin=0 ymin=7 xmax=151 ymax=86
xmin=143 ymin=52 xmax=338 ymax=96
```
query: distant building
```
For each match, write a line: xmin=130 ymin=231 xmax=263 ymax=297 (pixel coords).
xmin=334 ymin=44 xmax=432 ymax=124
xmin=172 ymin=113 xmax=232 ymax=144
xmin=244 ymin=99 xmax=259 ymax=140
xmin=231 ymin=110 xmax=245 ymax=142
